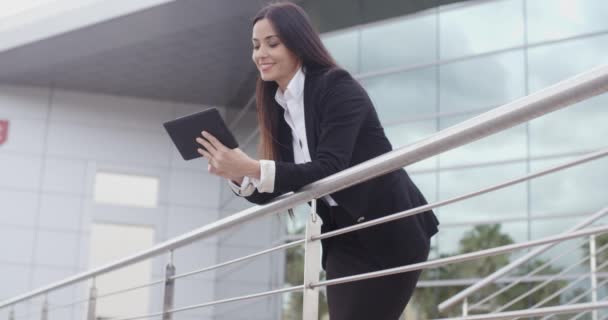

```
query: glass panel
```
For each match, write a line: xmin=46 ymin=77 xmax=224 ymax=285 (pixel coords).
xmin=384 ymin=120 xmax=438 ymax=171
xmin=439 ymin=50 xmax=525 ymax=113
xmin=528 ymin=35 xmax=608 ymax=157
xmin=409 ymin=172 xmax=438 ymax=204
xmin=438 ymin=162 xmax=528 ymax=224
xmin=436 ymin=221 xmax=528 ymax=275
xmin=531 ymin=217 xmax=589 ymax=272
xmin=360 ymin=13 xmax=437 ymax=72
xmin=527 ymin=0 xmax=608 ymax=44
xmin=439 ymin=0 xmax=524 ymax=59
xmin=530 ymin=155 xmax=608 ymax=217
xmin=439 ymin=113 xmax=528 ymax=167
xmin=322 ymin=29 xmax=360 ymax=74
xmin=528 ymin=34 xmax=608 ymax=92
xmin=361 ymin=66 xmax=437 ymax=123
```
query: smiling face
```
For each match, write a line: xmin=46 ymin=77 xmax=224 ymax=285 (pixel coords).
xmin=251 ymin=18 xmax=301 ymax=91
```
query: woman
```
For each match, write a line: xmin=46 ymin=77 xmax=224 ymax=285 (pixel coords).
xmin=196 ymin=2 xmax=439 ymax=319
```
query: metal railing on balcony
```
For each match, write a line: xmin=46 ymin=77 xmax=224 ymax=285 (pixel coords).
xmin=1 ymin=64 xmax=607 ymax=320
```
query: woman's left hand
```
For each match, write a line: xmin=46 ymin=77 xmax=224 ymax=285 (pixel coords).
xmin=196 ymin=131 xmax=260 ymax=180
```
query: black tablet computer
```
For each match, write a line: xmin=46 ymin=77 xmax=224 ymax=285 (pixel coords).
xmin=163 ymin=107 xmax=239 ymax=160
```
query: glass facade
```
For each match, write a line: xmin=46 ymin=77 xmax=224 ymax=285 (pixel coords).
xmin=284 ymin=0 xmax=608 ymax=318
xmin=319 ymin=0 xmax=608 ymax=254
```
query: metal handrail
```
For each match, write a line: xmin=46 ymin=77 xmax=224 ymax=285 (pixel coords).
xmin=1 ymin=64 xmax=607 ymax=311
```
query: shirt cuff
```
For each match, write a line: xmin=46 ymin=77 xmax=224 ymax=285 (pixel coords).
xmin=253 ymin=160 xmax=275 ymax=193
xmin=228 ymin=176 xmax=256 ymax=197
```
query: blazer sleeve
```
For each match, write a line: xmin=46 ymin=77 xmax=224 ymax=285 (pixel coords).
xmin=272 ymin=69 xmax=371 ymax=193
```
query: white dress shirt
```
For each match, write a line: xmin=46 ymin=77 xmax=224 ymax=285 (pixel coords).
xmin=228 ymin=67 xmax=338 ymax=206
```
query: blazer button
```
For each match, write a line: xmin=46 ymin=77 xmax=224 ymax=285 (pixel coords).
xmin=357 ymin=216 xmax=365 ymax=223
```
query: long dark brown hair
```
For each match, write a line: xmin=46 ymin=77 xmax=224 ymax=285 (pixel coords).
xmin=252 ymin=2 xmax=337 ymax=160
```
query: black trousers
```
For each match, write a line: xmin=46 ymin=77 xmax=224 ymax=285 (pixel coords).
xmin=324 ymin=205 xmax=428 ymax=320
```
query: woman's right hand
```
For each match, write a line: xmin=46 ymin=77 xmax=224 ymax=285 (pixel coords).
xmin=207 ymin=163 xmax=245 ymax=185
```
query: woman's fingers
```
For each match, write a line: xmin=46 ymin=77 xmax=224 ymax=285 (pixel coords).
xmin=197 ymin=147 xmax=213 ymax=160
xmin=196 ymin=137 xmax=217 ymax=155
xmin=201 ymin=131 xmax=228 ymax=151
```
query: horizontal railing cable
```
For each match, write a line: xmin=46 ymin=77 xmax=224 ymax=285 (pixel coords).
xmin=433 ymin=301 xmax=608 ymax=320
xmin=440 ymin=209 xmax=608 ymax=311
xmin=2 ymin=64 xmax=607 ymax=310
xmin=314 ymin=148 xmax=608 ymax=242
xmin=170 ymin=239 xmax=305 ymax=281
xmin=539 ymin=279 xmax=608 ymax=320
xmin=311 ymin=224 xmax=608 ymax=289
xmin=535 ymin=274 xmax=608 ymax=313
xmin=536 ymin=257 xmax=608 ymax=309
xmin=495 ymin=249 xmax=608 ymax=312
xmin=510 ymin=260 xmax=608 ymax=320
xmin=108 ymin=285 xmax=305 ymax=320
xmin=100 ymin=224 xmax=608 ymax=320
xmin=469 ymin=240 xmax=588 ymax=310
xmin=570 ymin=297 xmax=608 ymax=320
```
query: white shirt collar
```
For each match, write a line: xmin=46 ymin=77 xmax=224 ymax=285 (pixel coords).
xmin=275 ymin=67 xmax=305 ymax=107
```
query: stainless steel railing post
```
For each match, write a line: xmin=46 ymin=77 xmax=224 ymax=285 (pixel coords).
xmin=41 ymin=296 xmax=48 ymax=320
xmin=463 ymin=297 xmax=469 ymax=317
xmin=8 ymin=308 xmax=14 ymax=320
xmin=162 ymin=251 xmax=176 ymax=320
xmin=302 ymin=199 xmax=321 ymax=320
xmin=590 ymin=235 xmax=598 ymax=320
xmin=86 ymin=279 xmax=97 ymax=320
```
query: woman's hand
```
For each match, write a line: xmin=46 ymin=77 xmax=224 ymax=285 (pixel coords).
xmin=196 ymin=131 xmax=260 ymax=181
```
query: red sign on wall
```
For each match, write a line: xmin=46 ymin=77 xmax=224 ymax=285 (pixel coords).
xmin=0 ymin=120 xmax=8 ymax=145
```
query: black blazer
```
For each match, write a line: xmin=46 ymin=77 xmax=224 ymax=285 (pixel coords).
xmin=239 ymin=67 xmax=439 ymax=269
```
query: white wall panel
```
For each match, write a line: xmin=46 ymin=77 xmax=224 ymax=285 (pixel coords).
xmin=0 ymin=226 xmax=36 ymax=264
xmin=0 ymin=190 xmax=38 ymax=227
xmin=0 ymin=154 xmax=42 ymax=190
xmin=41 ymin=157 xmax=87 ymax=194
xmin=39 ymin=194 xmax=82 ymax=231
xmin=34 ymin=230 xmax=79 ymax=268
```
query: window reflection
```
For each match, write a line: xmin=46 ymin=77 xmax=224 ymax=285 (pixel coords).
xmin=438 ymin=163 xmax=528 ymax=224
xmin=384 ymin=120 xmax=438 ymax=171
xmin=361 ymin=66 xmax=437 ymax=123
xmin=528 ymin=35 xmax=608 ymax=157
xmin=360 ymin=13 xmax=436 ymax=73
xmin=527 ymin=0 xmax=608 ymax=44
xmin=440 ymin=50 xmax=525 ymax=113
xmin=439 ymin=0 xmax=524 ymax=59
xmin=409 ymin=172 xmax=438 ymax=203
xmin=322 ymin=29 xmax=360 ymax=74
xmin=528 ymin=34 xmax=608 ymax=92
xmin=439 ymin=113 xmax=527 ymax=167
xmin=530 ymin=156 xmax=608 ymax=217
xmin=437 ymin=222 xmax=527 ymax=265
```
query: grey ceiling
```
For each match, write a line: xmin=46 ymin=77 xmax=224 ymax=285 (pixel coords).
xmin=0 ymin=0 xmax=268 ymax=108
xmin=0 ymin=0 xmax=468 ymax=109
